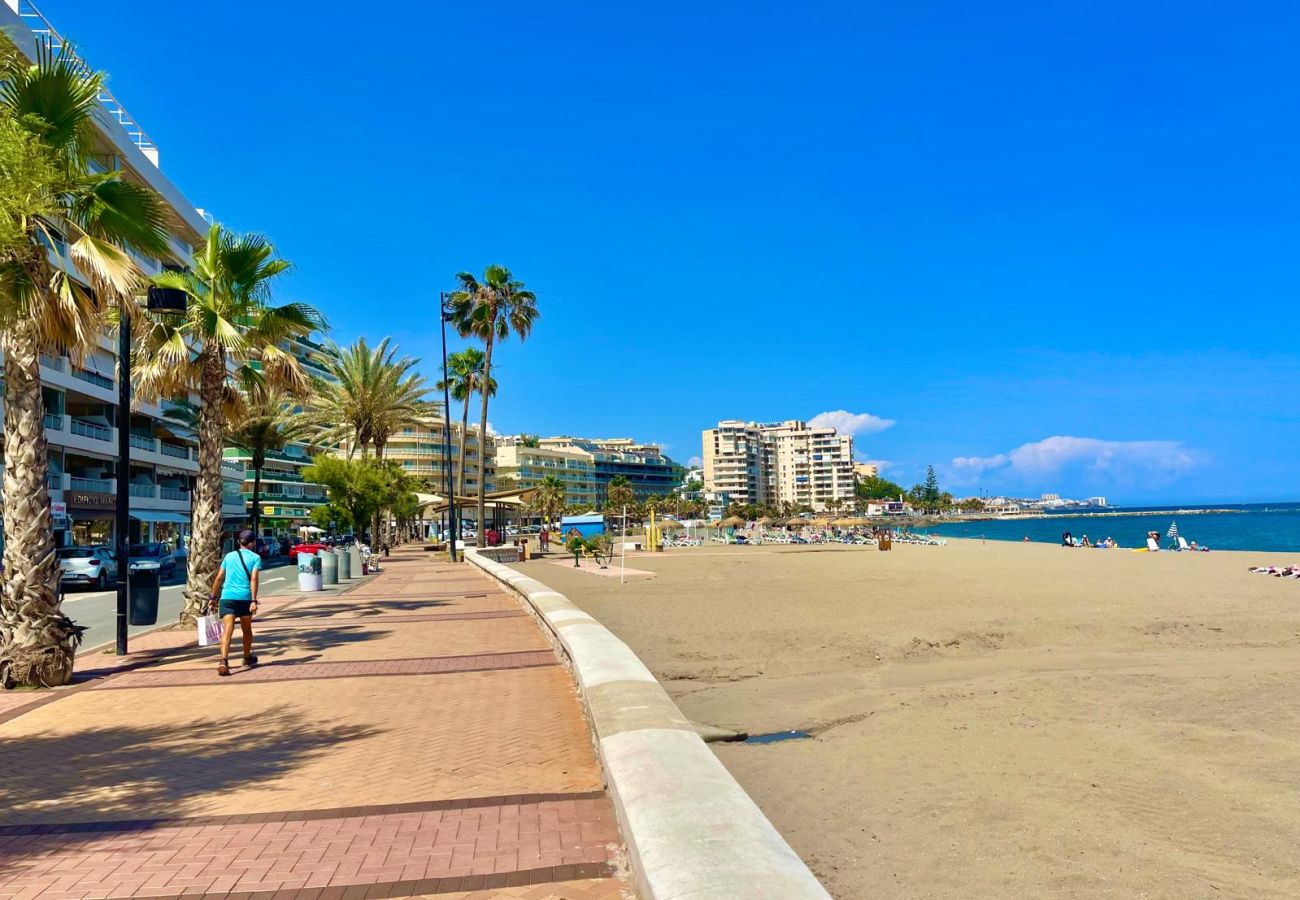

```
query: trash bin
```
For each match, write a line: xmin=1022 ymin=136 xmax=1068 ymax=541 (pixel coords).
xmin=128 ymin=569 xmax=160 ymax=625
xmin=297 ymin=552 xmax=323 ymax=592
xmin=337 ymin=545 xmax=352 ymax=579
xmin=349 ymin=545 xmax=363 ymax=578
xmin=320 ymin=548 xmax=338 ymax=586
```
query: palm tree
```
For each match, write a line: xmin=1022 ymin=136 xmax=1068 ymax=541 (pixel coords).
xmin=0 ymin=42 xmax=171 ymax=687
xmin=435 ymin=347 xmax=496 ymax=502
xmin=226 ymin=392 xmax=318 ymax=538
xmin=135 ymin=225 xmax=324 ymax=624
xmin=533 ymin=474 xmax=566 ymax=529
xmin=448 ymin=266 xmax=538 ymax=543
xmin=310 ymin=337 xmax=430 ymax=459
xmin=606 ymin=475 xmax=635 ymax=516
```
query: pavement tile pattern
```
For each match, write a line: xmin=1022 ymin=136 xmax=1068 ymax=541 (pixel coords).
xmin=0 ymin=549 xmax=630 ymax=899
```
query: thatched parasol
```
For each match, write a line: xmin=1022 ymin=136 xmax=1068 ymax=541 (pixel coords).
xmin=834 ymin=517 xmax=869 ymax=527
xmin=718 ymin=515 xmax=745 ymax=528
xmin=658 ymin=519 xmax=684 ymax=530
xmin=808 ymin=517 xmax=832 ymax=528
xmin=756 ymin=516 xmax=775 ymax=526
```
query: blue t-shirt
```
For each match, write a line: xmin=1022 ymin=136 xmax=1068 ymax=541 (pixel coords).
xmin=220 ymin=548 xmax=262 ymax=600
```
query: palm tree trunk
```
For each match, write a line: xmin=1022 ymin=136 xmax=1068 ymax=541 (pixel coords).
xmin=373 ymin=440 xmax=385 ymax=549
xmin=182 ymin=346 xmax=226 ymax=624
xmin=457 ymin=395 xmax=470 ymax=502
xmin=476 ymin=337 xmax=495 ymax=546
xmin=0 ymin=326 xmax=82 ymax=688
xmin=250 ymin=450 xmax=263 ymax=538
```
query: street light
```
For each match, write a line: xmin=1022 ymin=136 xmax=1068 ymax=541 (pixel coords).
xmin=115 ymin=285 xmax=187 ymax=655
xmin=438 ymin=291 xmax=458 ymax=563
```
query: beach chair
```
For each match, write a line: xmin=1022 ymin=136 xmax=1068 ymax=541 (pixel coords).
xmin=1176 ymin=536 xmax=1190 ymax=551
xmin=1146 ymin=537 xmax=1160 ymax=552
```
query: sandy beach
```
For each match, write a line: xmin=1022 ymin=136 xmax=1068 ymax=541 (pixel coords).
xmin=512 ymin=539 xmax=1300 ymax=898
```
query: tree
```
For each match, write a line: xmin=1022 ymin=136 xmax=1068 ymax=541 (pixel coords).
xmin=533 ymin=475 xmax=566 ymax=527
xmin=448 ymin=265 xmax=538 ymax=543
xmin=224 ymin=392 xmax=318 ymax=538
xmin=303 ymin=456 xmax=392 ymax=541
xmin=310 ymin=337 xmax=430 ymax=459
xmin=921 ymin=465 xmax=942 ymax=513
xmin=435 ymin=347 xmax=496 ymax=500
xmin=855 ymin=474 xmax=907 ymax=502
xmin=605 ymin=475 xmax=635 ymax=515
xmin=135 ymin=225 xmax=324 ymax=624
xmin=0 ymin=41 xmax=172 ymax=687
xmin=517 ymin=433 xmax=541 ymax=448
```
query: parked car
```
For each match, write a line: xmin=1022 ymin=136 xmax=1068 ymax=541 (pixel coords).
xmin=289 ymin=541 xmax=324 ymax=563
xmin=57 ymin=545 xmax=118 ymax=590
xmin=128 ymin=542 xmax=177 ymax=579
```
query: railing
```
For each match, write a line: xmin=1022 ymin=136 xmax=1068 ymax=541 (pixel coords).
xmin=16 ymin=1 xmax=160 ymax=162
xmin=129 ymin=433 xmax=155 ymax=451
xmin=128 ymin=483 xmax=155 ymax=498
xmin=220 ymin=460 xmax=245 ymax=475
xmin=71 ymin=368 xmax=114 ymax=389
xmin=47 ymin=473 xmax=62 ymax=490
xmin=261 ymin=470 xmax=304 ymax=483
xmin=159 ymin=486 xmax=189 ymax=501
xmin=40 ymin=354 xmax=64 ymax=372
xmin=70 ymin=476 xmax=111 ymax=493
xmin=43 ymin=412 xmax=63 ymax=430
xmin=160 ymin=441 xmax=190 ymax=459
xmin=70 ymin=419 xmax=111 ymax=441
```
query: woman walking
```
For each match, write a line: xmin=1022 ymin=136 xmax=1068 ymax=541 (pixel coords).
xmin=209 ymin=529 xmax=263 ymax=677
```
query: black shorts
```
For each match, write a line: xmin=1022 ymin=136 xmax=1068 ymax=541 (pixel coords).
xmin=218 ymin=600 xmax=254 ymax=618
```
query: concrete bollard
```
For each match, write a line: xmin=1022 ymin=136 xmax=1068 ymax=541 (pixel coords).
xmin=349 ymin=545 xmax=363 ymax=578
xmin=338 ymin=545 xmax=352 ymax=579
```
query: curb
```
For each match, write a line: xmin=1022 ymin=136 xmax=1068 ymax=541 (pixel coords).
xmin=465 ymin=549 xmax=830 ymax=900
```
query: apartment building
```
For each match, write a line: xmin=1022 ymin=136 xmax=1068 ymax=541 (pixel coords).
xmin=537 ymin=437 xmax=681 ymax=503
xmin=702 ymin=419 xmax=856 ymax=512
xmin=853 ymin=461 xmax=880 ymax=481
xmin=2 ymin=2 xmax=245 ymax=549
xmin=382 ymin=417 xmax=496 ymax=507
xmin=701 ymin=421 xmax=772 ymax=506
xmin=494 ymin=442 xmax=599 ymax=509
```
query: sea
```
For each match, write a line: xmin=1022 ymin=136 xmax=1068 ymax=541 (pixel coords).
xmin=926 ymin=502 xmax=1300 ymax=554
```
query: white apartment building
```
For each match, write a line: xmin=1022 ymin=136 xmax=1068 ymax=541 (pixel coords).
xmin=1 ymin=2 xmax=245 ymax=549
xmin=702 ymin=419 xmax=856 ymax=512
xmin=494 ymin=443 xmax=599 ymax=509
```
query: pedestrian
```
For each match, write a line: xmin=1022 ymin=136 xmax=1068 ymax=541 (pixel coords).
xmin=382 ymin=541 xmax=390 ymax=557
xmin=539 ymin=527 xmax=550 ymax=553
xmin=208 ymin=528 xmax=262 ymax=678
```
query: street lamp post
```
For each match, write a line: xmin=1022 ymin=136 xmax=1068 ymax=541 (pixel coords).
xmin=115 ymin=285 xmax=186 ymax=655
xmin=439 ymin=291 xmax=458 ymax=563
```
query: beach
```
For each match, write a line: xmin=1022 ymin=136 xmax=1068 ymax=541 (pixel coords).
xmin=512 ymin=539 xmax=1300 ymax=898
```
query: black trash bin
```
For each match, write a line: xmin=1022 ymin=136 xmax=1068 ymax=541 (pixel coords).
xmin=128 ymin=568 xmax=160 ymax=625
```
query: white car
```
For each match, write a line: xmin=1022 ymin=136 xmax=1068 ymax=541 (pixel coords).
xmin=58 ymin=546 xmax=119 ymax=591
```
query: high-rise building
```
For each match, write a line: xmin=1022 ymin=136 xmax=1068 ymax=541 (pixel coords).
xmin=382 ymin=416 xmax=496 ymax=505
xmin=853 ymin=461 xmax=880 ymax=481
xmin=1 ymin=2 xmax=245 ymax=549
xmin=702 ymin=419 xmax=856 ymax=512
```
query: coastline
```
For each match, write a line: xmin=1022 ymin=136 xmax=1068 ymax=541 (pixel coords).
xmin=515 ymin=540 xmax=1300 ymax=898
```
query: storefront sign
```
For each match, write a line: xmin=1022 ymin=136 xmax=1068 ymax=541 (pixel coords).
xmin=68 ymin=490 xmax=115 ymax=510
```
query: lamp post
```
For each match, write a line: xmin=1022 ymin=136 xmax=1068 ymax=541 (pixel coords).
xmin=439 ymin=291 xmax=458 ymax=563
xmin=115 ymin=285 xmax=186 ymax=655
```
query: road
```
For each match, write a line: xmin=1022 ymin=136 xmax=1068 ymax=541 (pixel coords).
xmin=66 ymin=560 xmax=294 ymax=652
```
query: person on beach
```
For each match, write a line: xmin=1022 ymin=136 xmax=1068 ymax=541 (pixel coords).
xmin=539 ymin=527 xmax=550 ymax=552
xmin=209 ymin=529 xmax=262 ymax=677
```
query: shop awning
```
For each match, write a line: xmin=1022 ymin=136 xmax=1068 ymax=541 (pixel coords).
xmin=129 ymin=511 xmax=190 ymax=524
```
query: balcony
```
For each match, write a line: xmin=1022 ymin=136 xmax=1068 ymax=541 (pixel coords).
xmin=43 ymin=412 xmax=64 ymax=431
xmin=70 ymin=476 xmax=112 ymax=493
xmin=159 ymin=441 xmax=190 ymax=460
xmin=159 ymin=486 xmax=189 ymax=501
xmin=70 ymin=419 xmax=112 ymax=442
xmin=129 ymin=483 xmax=156 ymax=499
xmin=71 ymin=368 xmax=114 ymax=390
xmin=40 ymin=354 xmax=65 ymax=372
xmin=129 ymin=433 xmax=156 ymax=452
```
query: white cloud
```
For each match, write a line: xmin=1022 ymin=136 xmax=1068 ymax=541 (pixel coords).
xmin=809 ymin=409 xmax=895 ymax=436
xmin=688 ymin=456 xmax=703 ymax=468
xmin=949 ymin=436 xmax=1199 ymax=486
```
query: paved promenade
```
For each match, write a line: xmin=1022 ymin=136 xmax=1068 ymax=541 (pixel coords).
xmin=0 ymin=548 xmax=630 ymax=900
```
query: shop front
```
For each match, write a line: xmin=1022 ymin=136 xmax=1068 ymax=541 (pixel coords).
xmin=67 ymin=486 xmax=115 ymax=547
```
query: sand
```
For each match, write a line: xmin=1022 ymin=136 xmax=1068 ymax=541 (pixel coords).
xmin=511 ymin=539 xmax=1300 ymax=898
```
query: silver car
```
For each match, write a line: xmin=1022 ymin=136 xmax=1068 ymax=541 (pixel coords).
xmin=128 ymin=542 xmax=178 ymax=580
xmin=57 ymin=545 xmax=119 ymax=591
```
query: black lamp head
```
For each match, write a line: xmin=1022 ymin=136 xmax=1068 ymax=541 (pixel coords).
xmin=146 ymin=285 xmax=187 ymax=314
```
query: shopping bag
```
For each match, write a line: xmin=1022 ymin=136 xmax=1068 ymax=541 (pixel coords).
xmin=196 ymin=614 xmax=222 ymax=647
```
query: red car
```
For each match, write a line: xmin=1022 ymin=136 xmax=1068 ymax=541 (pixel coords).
xmin=289 ymin=541 xmax=324 ymax=563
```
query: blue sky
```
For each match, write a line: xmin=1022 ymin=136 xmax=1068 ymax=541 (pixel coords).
xmin=47 ymin=0 xmax=1300 ymax=503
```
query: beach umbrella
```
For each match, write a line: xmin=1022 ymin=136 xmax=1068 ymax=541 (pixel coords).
xmin=809 ymin=517 xmax=831 ymax=528
xmin=719 ymin=515 xmax=745 ymax=528
xmin=1167 ymin=521 xmax=1179 ymax=539
xmin=783 ymin=517 xmax=805 ymax=527
xmin=756 ymin=516 xmax=775 ymax=526
xmin=833 ymin=517 xmax=866 ymax=527
xmin=659 ymin=519 xmax=684 ymax=530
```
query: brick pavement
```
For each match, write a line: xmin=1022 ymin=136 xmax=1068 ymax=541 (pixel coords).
xmin=0 ymin=548 xmax=631 ymax=899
